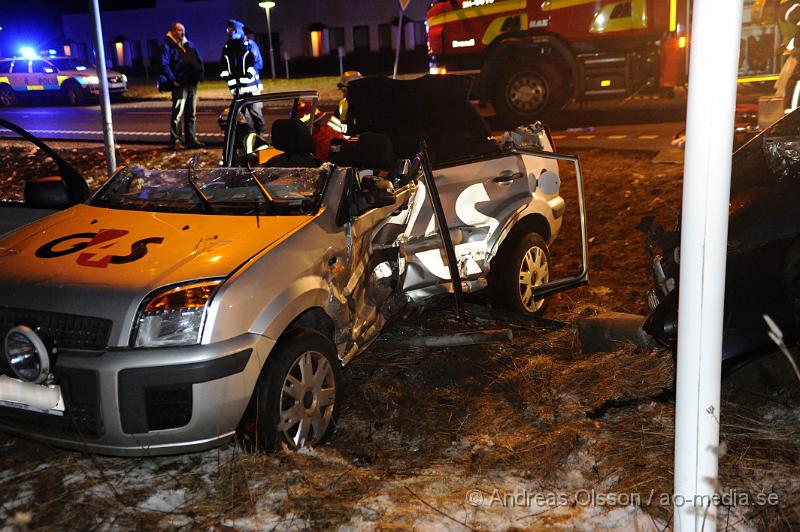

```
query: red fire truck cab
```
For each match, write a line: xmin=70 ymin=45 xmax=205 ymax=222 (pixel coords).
xmin=426 ymin=0 xmax=688 ymax=125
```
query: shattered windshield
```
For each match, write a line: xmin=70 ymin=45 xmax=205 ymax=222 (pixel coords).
xmin=90 ymin=164 xmax=332 ymax=215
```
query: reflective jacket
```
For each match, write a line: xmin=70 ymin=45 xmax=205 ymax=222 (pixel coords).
xmin=220 ymin=38 xmax=262 ymax=96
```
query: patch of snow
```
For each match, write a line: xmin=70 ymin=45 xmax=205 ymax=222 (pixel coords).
xmin=139 ymin=489 xmax=187 ymax=513
xmin=225 ymin=508 xmax=308 ymax=530
xmin=62 ymin=469 xmax=100 ymax=488
xmin=157 ymin=514 xmax=193 ymax=529
xmin=1 ymin=482 xmax=33 ymax=517
xmin=0 ymin=462 xmax=49 ymax=485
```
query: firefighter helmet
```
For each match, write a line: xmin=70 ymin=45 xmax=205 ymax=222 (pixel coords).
xmin=337 ymin=70 xmax=364 ymax=90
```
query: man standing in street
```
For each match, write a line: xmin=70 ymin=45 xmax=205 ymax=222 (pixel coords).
xmin=245 ymin=27 xmax=264 ymax=76
xmin=221 ymin=19 xmax=264 ymax=135
xmin=161 ymin=22 xmax=205 ymax=149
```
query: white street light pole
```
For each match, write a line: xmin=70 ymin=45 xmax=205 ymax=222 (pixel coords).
xmin=392 ymin=10 xmax=404 ymax=79
xmin=259 ymin=1 xmax=277 ymax=81
xmin=89 ymin=0 xmax=116 ymax=176
xmin=673 ymin=1 xmax=743 ymax=530
xmin=393 ymin=0 xmax=411 ymax=78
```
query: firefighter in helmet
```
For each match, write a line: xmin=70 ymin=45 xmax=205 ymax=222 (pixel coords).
xmin=336 ymin=70 xmax=363 ymax=130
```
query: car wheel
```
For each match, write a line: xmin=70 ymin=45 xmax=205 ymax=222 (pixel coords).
xmin=62 ymin=81 xmax=85 ymax=106
xmin=489 ymin=232 xmax=551 ymax=316
xmin=244 ymin=330 xmax=341 ymax=450
xmin=0 ymin=85 xmax=17 ymax=107
xmin=491 ymin=59 xmax=569 ymax=128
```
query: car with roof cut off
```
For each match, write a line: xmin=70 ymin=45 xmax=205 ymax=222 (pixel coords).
xmin=0 ymin=76 xmax=587 ymax=455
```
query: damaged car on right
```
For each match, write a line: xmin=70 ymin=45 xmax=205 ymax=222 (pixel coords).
xmin=643 ymin=108 xmax=800 ymax=368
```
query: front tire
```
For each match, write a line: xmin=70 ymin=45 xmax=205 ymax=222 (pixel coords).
xmin=243 ymin=330 xmax=341 ymax=450
xmin=62 ymin=81 xmax=86 ymax=106
xmin=489 ymin=232 xmax=552 ymax=316
xmin=491 ymin=59 xmax=569 ymax=127
xmin=0 ymin=85 xmax=17 ymax=107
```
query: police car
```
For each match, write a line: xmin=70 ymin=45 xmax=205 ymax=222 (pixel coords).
xmin=0 ymin=56 xmax=127 ymax=106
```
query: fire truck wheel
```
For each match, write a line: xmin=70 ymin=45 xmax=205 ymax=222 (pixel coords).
xmin=489 ymin=231 xmax=551 ymax=316
xmin=62 ymin=81 xmax=86 ymax=106
xmin=0 ymin=85 xmax=17 ymax=107
xmin=492 ymin=60 xmax=568 ymax=127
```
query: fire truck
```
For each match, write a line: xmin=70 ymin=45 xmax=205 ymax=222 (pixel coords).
xmin=426 ymin=0 xmax=689 ymax=125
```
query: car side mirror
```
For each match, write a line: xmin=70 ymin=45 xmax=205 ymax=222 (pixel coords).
xmin=24 ymin=176 xmax=73 ymax=209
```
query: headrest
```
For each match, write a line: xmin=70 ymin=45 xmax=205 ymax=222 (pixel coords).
xmin=271 ymin=119 xmax=315 ymax=154
xmin=329 ymin=132 xmax=395 ymax=171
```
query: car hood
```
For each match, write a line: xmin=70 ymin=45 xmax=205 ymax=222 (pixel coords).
xmin=731 ymin=105 xmax=800 ymax=197
xmin=0 ymin=204 xmax=313 ymax=345
xmin=60 ymin=68 xmax=123 ymax=78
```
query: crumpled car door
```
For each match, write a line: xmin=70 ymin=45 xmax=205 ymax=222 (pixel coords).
xmin=398 ymin=143 xmax=589 ymax=305
xmin=398 ymin=152 xmax=554 ymax=300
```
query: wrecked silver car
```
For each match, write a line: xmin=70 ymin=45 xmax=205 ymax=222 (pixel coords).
xmin=0 ymin=78 xmax=587 ymax=455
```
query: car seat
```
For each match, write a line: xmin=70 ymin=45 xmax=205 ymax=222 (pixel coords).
xmin=329 ymin=132 xmax=395 ymax=171
xmin=265 ymin=119 xmax=323 ymax=168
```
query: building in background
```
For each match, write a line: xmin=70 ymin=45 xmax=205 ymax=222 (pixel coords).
xmin=60 ymin=0 xmax=430 ymax=77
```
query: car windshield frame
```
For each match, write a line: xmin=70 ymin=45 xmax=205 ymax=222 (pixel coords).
xmin=48 ymin=58 xmax=93 ymax=71
xmin=89 ymin=164 xmax=333 ymax=216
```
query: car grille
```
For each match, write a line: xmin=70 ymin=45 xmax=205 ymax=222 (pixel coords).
xmin=0 ymin=307 xmax=112 ymax=351
xmin=0 ymin=367 xmax=103 ymax=438
xmin=0 ymin=309 xmax=109 ymax=439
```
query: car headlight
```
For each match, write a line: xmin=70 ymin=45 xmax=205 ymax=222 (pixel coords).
xmin=133 ymin=280 xmax=223 ymax=348
xmin=86 ymin=75 xmax=99 ymax=84
xmin=4 ymin=326 xmax=50 ymax=383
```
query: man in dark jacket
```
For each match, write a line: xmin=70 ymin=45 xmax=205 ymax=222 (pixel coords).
xmin=245 ymin=27 xmax=264 ymax=73
xmin=161 ymin=22 xmax=205 ymax=149
xmin=221 ymin=19 xmax=264 ymax=134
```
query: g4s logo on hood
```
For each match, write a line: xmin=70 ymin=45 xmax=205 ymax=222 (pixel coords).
xmin=35 ymin=229 xmax=164 ymax=269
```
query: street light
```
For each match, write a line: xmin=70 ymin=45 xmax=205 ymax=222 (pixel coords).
xmin=258 ymin=1 xmax=277 ymax=81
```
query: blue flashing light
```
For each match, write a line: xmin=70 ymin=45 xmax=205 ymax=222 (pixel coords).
xmin=19 ymin=47 xmax=38 ymax=59
xmin=48 ymin=49 xmax=57 ymax=56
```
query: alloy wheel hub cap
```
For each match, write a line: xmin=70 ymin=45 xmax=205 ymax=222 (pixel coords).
xmin=278 ymin=350 xmax=335 ymax=448
xmin=518 ymin=246 xmax=549 ymax=312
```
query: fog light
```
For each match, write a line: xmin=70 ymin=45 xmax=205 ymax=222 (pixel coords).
xmin=4 ymin=326 xmax=50 ymax=383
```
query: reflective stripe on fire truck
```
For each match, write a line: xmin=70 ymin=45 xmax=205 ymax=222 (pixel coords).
xmin=427 ymin=0 xmax=526 ymax=28
xmin=541 ymin=0 xmax=608 ymax=11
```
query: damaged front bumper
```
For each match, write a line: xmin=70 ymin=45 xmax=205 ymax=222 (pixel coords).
xmin=0 ymin=333 xmax=269 ymax=456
